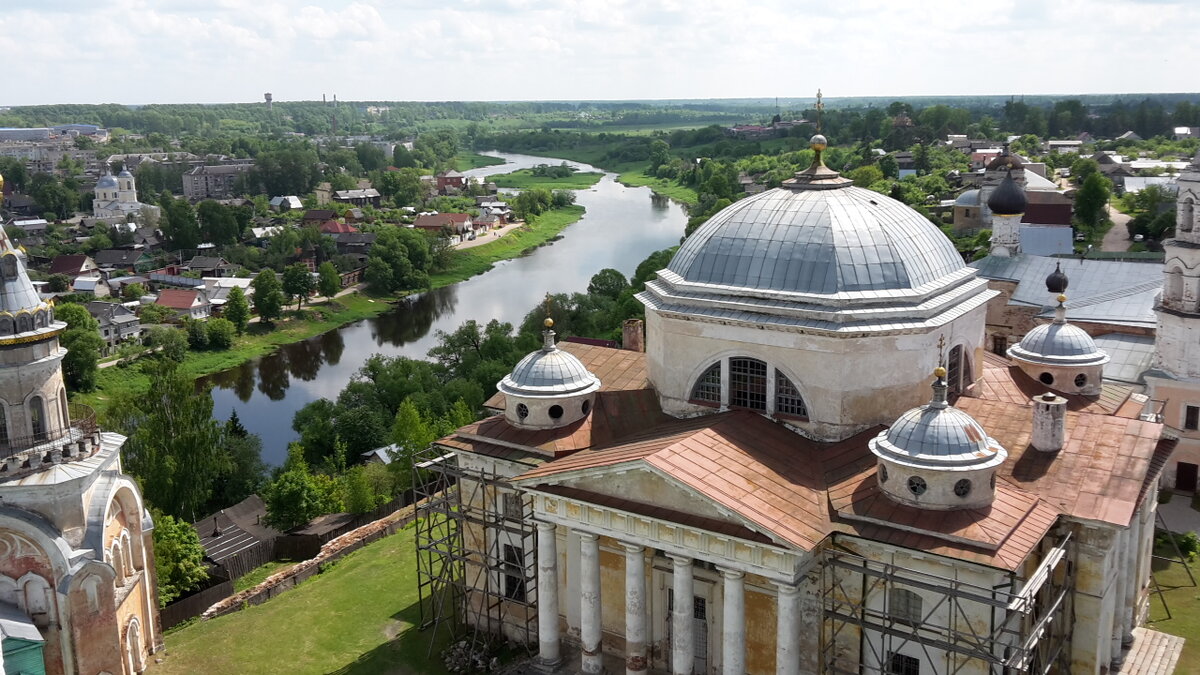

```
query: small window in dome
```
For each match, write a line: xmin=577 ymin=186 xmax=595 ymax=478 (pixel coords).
xmin=954 ymin=479 xmax=971 ymax=498
xmin=775 ymin=370 xmax=808 ymax=418
xmin=907 ymin=476 xmax=927 ymax=496
xmin=516 ymin=403 xmax=529 ymax=420
xmin=1074 ymin=373 xmax=1087 ymax=388
xmin=1039 ymin=372 xmax=1054 ymax=386
xmin=581 ymin=400 xmax=591 ymax=416
xmin=548 ymin=405 xmax=563 ymax=420
xmin=879 ymin=464 xmax=888 ymax=483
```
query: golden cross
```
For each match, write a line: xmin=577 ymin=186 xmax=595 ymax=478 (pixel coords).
xmin=815 ymin=89 xmax=824 ymax=133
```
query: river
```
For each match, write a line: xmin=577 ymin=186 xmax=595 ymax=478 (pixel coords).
xmin=204 ymin=153 xmax=687 ymax=466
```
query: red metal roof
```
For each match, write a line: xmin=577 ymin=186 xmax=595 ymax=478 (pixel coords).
xmin=156 ymin=288 xmax=201 ymax=309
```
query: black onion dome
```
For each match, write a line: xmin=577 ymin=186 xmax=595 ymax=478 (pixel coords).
xmin=988 ymin=170 xmax=1026 ymax=216
xmin=1045 ymin=262 xmax=1069 ymax=294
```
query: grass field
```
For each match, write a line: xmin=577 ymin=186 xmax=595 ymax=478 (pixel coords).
xmin=233 ymin=561 xmax=295 ymax=593
xmin=616 ymin=170 xmax=700 ymax=206
xmin=428 ymin=205 xmax=586 ymax=287
xmin=76 ymin=293 xmax=393 ymax=419
xmin=149 ymin=524 xmax=449 ymax=675
xmin=487 ymin=168 xmax=603 ymax=191
xmin=454 ymin=151 xmax=505 ymax=171
xmin=1147 ymin=542 xmax=1200 ymax=672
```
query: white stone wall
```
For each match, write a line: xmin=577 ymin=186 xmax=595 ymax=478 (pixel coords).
xmin=645 ymin=305 xmax=988 ymax=443
xmin=0 ymin=343 xmax=69 ymax=442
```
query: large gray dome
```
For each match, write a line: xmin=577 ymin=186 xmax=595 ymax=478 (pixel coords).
xmin=96 ymin=174 xmax=118 ymax=189
xmin=668 ymin=186 xmax=965 ymax=296
xmin=1009 ymin=322 xmax=1109 ymax=366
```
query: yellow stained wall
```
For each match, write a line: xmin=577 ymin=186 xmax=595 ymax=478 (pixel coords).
xmin=745 ymin=580 xmax=778 ymax=675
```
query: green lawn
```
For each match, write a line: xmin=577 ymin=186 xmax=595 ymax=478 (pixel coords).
xmin=487 ymin=169 xmax=604 ymax=191
xmin=151 ymin=525 xmax=449 ymax=675
xmin=454 ymin=152 xmax=505 ymax=171
xmin=1148 ymin=545 xmax=1200 ymax=672
xmin=615 ymin=170 xmax=700 ymax=206
xmin=428 ymin=205 xmax=586 ymax=287
xmin=76 ymin=293 xmax=394 ymax=420
xmin=233 ymin=560 xmax=296 ymax=593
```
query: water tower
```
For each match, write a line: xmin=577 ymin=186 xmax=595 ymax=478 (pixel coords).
xmin=264 ymin=92 xmax=273 ymax=110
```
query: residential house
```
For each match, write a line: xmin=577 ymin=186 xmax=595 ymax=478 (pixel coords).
xmin=332 ymin=232 xmax=377 ymax=262
xmin=86 ymin=301 xmax=142 ymax=353
xmin=94 ymin=248 xmax=155 ymax=274
xmin=71 ymin=276 xmax=109 ymax=297
xmin=185 ymin=255 xmax=237 ymax=277
xmin=269 ymin=195 xmax=302 ymax=212
xmin=107 ymin=275 xmax=150 ymax=298
xmin=9 ymin=218 xmax=48 ymax=234
xmin=435 ymin=170 xmax=466 ymax=194
xmin=413 ymin=213 xmax=474 ymax=244
xmin=133 ymin=227 xmax=163 ymax=251
xmin=332 ymin=188 xmax=381 ymax=208
xmin=318 ymin=220 xmax=358 ymax=235
xmin=344 ymin=208 xmax=366 ymax=224
xmin=48 ymin=254 xmax=97 ymax=279
xmin=1047 ymin=140 xmax=1084 ymax=154
xmin=249 ymin=226 xmax=284 ymax=244
xmin=1117 ymin=130 xmax=1143 ymax=142
xmin=155 ymin=288 xmax=211 ymax=320
xmin=302 ymin=209 xmax=337 ymax=227
xmin=182 ymin=164 xmax=253 ymax=200
xmin=477 ymin=201 xmax=513 ymax=223
xmin=202 ymin=277 xmax=254 ymax=313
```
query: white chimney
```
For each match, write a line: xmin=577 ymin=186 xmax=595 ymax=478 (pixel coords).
xmin=1032 ymin=392 xmax=1067 ymax=452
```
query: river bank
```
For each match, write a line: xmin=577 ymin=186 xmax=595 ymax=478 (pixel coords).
xmin=76 ymin=204 xmax=588 ymax=419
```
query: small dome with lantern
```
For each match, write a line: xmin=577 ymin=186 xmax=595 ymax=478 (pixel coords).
xmin=0 ymin=228 xmax=61 ymax=341
xmin=1008 ymin=266 xmax=1108 ymax=395
xmin=870 ymin=362 xmax=1008 ymax=510
xmin=497 ymin=318 xmax=601 ymax=430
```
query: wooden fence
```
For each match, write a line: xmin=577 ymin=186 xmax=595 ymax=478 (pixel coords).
xmin=160 ymin=575 xmax=234 ymax=630
xmin=214 ymin=538 xmax=276 ymax=581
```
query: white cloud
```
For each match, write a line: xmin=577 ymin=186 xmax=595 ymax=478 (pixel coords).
xmin=2 ymin=0 xmax=1198 ymax=105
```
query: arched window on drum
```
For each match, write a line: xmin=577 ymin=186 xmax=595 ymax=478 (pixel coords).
xmin=689 ymin=362 xmax=722 ymax=405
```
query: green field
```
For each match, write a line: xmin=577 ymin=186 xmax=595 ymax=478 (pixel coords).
xmin=429 ymin=205 xmax=586 ymax=287
xmin=1147 ymin=541 xmax=1200 ymax=672
xmin=150 ymin=525 xmax=449 ymax=675
xmin=616 ymin=170 xmax=700 ymax=206
xmin=487 ymin=169 xmax=603 ymax=191
xmin=454 ymin=151 xmax=505 ymax=171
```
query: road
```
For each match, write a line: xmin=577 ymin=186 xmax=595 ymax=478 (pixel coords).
xmin=1102 ymin=204 xmax=1132 ymax=252
xmin=452 ymin=220 xmax=526 ymax=250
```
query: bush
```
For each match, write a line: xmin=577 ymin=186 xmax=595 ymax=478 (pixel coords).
xmin=185 ymin=319 xmax=209 ymax=350
xmin=206 ymin=318 xmax=236 ymax=350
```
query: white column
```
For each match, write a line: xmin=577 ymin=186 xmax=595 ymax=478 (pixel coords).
xmin=536 ymin=521 xmax=561 ymax=666
xmin=775 ymin=582 xmax=801 ymax=675
xmin=1110 ymin=526 xmax=1130 ymax=665
xmin=580 ymin=533 xmax=603 ymax=674
xmin=1122 ymin=518 xmax=1138 ymax=642
xmin=719 ymin=567 xmax=745 ymax=675
xmin=624 ymin=544 xmax=648 ymax=675
xmin=670 ymin=556 xmax=695 ymax=675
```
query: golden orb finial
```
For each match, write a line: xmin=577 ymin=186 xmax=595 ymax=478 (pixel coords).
xmin=543 ymin=317 xmax=554 ymax=328
xmin=933 ymin=366 xmax=947 ymax=378
xmin=1057 ymin=294 xmax=1067 ymax=304
xmin=809 ymin=134 xmax=827 ymax=153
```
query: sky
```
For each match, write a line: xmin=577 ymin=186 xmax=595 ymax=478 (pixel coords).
xmin=2 ymin=0 xmax=1198 ymax=106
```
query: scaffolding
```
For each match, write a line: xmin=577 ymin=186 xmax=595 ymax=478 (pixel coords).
xmin=821 ymin=533 xmax=1074 ymax=675
xmin=413 ymin=444 xmax=539 ymax=658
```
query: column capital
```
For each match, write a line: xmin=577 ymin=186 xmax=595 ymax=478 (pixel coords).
xmin=622 ymin=542 xmax=646 ymax=555
xmin=716 ymin=565 xmax=745 ymax=580
xmin=667 ymin=553 xmax=693 ymax=567
xmin=773 ymin=580 xmax=801 ymax=596
xmin=535 ymin=520 xmax=557 ymax=534
xmin=579 ymin=531 xmax=599 ymax=543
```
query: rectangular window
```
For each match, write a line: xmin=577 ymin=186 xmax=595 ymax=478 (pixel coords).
xmin=729 ymin=358 xmax=767 ymax=411
xmin=887 ymin=653 xmax=920 ymax=675
xmin=1186 ymin=405 xmax=1200 ymax=431
xmin=502 ymin=492 xmax=524 ymax=521
xmin=502 ymin=544 xmax=526 ymax=602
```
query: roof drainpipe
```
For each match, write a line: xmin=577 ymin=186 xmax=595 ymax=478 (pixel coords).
xmin=1032 ymin=392 xmax=1067 ymax=452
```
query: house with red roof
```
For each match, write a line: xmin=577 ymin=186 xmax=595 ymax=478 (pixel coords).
xmin=155 ymin=288 xmax=210 ymax=320
xmin=318 ymin=220 xmax=358 ymax=235
xmin=413 ymin=213 xmax=474 ymax=244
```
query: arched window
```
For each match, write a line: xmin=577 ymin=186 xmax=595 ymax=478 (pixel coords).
xmin=775 ymin=370 xmax=808 ymax=418
xmin=890 ymin=588 xmax=923 ymax=624
xmin=1167 ymin=267 xmax=1184 ymax=306
xmin=126 ymin=617 xmax=146 ymax=673
xmin=59 ymin=389 xmax=69 ymax=428
xmin=947 ymin=345 xmax=971 ymax=397
xmin=29 ymin=396 xmax=45 ymax=441
xmin=16 ymin=315 xmax=30 ymax=334
xmin=1182 ymin=197 xmax=1195 ymax=233
xmin=20 ymin=574 xmax=49 ymax=619
xmin=0 ymin=404 xmax=9 ymax=448
xmin=729 ymin=358 xmax=767 ymax=411
xmin=690 ymin=362 xmax=722 ymax=404
xmin=121 ymin=531 xmax=135 ymax=574
xmin=110 ymin=543 xmax=125 ymax=584
xmin=83 ymin=575 xmax=101 ymax=613
xmin=0 ymin=317 xmax=12 ymax=336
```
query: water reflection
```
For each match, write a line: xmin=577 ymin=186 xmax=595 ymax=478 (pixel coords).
xmin=208 ymin=153 xmax=688 ymax=466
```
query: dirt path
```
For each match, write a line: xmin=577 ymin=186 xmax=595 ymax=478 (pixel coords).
xmin=1102 ymin=204 xmax=1132 ymax=252
xmin=452 ymin=220 xmax=526 ymax=250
